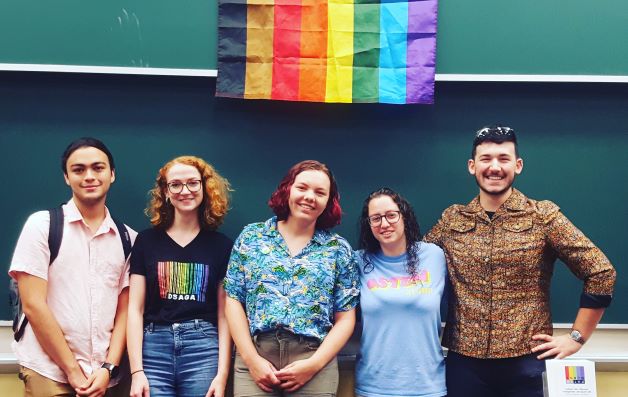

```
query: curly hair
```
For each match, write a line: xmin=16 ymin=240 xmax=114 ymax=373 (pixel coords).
xmin=358 ymin=188 xmax=422 ymax=277
xmin=268 ymin=160 xmax=342 ymax=230
xmin=146 ymin=156 xmax=231 ymax=230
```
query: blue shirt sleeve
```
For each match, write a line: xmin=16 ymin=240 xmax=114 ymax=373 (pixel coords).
xmin=223 ymin=229 xmax=247 ymax=302
xmin=333 ymin=238 xmax=360 ymax=312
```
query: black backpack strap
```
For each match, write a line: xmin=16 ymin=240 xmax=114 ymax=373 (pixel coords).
xmin=48 ymin=206 xmax=65 ymax=265
xmin=112 ymin=217 xmax=132 ymax=260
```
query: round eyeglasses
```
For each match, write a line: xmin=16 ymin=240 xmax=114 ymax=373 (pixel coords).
xmin=367 ymin=211 xmax=401 ymax=227
xmin=166 ymin=179 xmax=202 ymax=194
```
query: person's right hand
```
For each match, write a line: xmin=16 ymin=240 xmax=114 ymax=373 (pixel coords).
xmin=67 ymin=367 xmax=88 ymax=390
xmin=130 ymin=371 xmax=151 ymax=397
xmin=247 ymin=355 xmax=280 ymax=392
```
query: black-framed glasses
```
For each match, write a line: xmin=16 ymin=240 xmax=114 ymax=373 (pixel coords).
xmin=367 ymin=211 xmax=401 ymax=227
xmin=475 ymin=126 xmax=515 ymax=139
xmin=167 ymin=179 xmax=202 ymax=194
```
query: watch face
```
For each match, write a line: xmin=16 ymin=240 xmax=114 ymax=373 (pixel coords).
xmin=570 ymin=330 xmax=584 ymax=343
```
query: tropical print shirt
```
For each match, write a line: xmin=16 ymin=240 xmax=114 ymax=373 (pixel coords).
xmin=224 ymin=217 xmax=359 ymax=341
xmin=424 ymin=189 xmax=616 ymax=359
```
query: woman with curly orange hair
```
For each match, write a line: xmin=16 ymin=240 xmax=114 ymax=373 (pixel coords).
xmin=127 ymin=156 xmax=233 ymax=397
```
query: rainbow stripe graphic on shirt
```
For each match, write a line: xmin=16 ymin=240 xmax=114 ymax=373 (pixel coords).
xmin=564 ymin=366 xmax=586 ymax=384
xmin=157 ymin=261 xmax=209 ymax=302
xmin=366 ymin=270 xmax=431 ymax=290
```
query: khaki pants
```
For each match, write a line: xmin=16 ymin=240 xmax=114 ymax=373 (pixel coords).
xmin=234 ymin=330 xmax=339 ymax=397
xmin=19 ymin=366 xmax=130 ymax=397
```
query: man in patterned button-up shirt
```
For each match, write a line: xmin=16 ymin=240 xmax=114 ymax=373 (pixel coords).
xmin=425 ymin=126 xmax=616 ymax=397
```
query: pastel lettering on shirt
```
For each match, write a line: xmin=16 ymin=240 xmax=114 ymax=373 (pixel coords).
xmin=158 ymin=261 xmax=209 ymax=302
xmin=366 ymin=270 xmax=431 ymax=291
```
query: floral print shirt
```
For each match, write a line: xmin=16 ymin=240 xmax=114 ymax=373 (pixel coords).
xmin=424 ymin=189 xmax=616 ymax=359
xmin=224 ymin=217 xmax=359 ymax=341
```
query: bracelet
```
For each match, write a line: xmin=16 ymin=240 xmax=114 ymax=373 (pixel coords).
xmin=131 ymin=369 xmax=144 ymax=376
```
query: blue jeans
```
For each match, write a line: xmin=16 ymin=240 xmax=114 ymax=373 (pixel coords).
xmin=143 ymin=319 xmax=219 ymax=397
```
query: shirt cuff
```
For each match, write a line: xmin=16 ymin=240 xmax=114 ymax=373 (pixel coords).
xmin=580 ymin=293 xmax=612 ymax=308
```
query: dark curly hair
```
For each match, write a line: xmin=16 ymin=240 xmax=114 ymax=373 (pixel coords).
xmin=358 ymin=188 xmax=422 ymax=277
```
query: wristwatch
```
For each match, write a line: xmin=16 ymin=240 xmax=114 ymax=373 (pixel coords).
xmin=569 ymin=329 xmax=586 ymax=345
xmin=101 ymin=362 xmax=119 ymax=378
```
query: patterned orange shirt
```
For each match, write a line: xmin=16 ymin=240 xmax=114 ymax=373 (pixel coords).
xmin=424 ymin=189 xmax=616 ymax=359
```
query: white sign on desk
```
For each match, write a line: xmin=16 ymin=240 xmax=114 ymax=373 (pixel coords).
xmin=544 ymin=359 xmax=597 ymax=397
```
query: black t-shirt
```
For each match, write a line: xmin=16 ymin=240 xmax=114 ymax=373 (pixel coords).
xmin=130 ymin=228 xmax=233 ymax=325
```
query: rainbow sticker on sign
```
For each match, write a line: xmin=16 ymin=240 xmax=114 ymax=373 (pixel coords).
xmin=564 ymin=365 xmax=586 ymax=385
xmin=216 ymin=0 xmax=438 ymax=104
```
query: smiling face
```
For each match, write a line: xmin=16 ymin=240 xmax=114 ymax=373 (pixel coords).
xmin=368 ymin=195 xmax=406 ymax=253
xmin=164 ymin=163 xmax=203 ymax=216
xmin=468 ymin=141 xmax=523 ymax=199
xmin=64 ymin=146 xmax=115 ymax=207
xmin=287 ymin=170 xmax=331 ymax=225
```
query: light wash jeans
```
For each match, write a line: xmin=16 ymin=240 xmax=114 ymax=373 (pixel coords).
xmin=143 ymin=319 xmax=219 ymax=397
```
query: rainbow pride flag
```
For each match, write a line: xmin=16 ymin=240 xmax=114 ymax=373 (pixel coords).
xmin=216 ymin=0 xmax=438 ymax=104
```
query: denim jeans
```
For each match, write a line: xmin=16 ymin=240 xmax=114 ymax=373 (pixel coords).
xmin=143 ymin=319 xmax=219 ymax=397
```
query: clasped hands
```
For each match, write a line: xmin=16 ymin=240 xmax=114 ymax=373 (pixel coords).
xmin=68 ymin=366 xmax=110 ymax=397
xmin=249 ymin=355 xmax=320 ymax=393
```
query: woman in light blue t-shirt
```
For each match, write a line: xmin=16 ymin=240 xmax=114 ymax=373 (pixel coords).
xmin=355 ymin=188 xmax=447 ymax=397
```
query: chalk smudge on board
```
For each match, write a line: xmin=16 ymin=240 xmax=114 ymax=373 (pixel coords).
xmin=111 ymin=8 xmax=146 ymax=67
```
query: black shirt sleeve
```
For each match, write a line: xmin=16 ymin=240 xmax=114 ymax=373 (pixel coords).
xmin=129 ymin=230 xmax=146 ymax=276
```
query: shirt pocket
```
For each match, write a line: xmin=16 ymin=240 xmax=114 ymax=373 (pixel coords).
xmin=102 ymin=259 xmax=124 ymax=289
xmin=498 ymin=219 xmax=542 ymax=288
xmin=502 ymin=219 xmax=533 ymax=233
xmin=449 ymin=220 xmax=476 ymax=234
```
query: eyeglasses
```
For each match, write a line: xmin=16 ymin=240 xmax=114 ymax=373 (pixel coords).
xmin=475 ymin=126 xmax=515 ymax=139
xmin=166 ymin=179 xmax=202 ymax=194
xmin=367 ymin=211 xmax=401 ymax=227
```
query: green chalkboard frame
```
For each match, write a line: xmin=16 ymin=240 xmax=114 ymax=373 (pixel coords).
xmin=1 ymin=1 xmax=628 ymax=79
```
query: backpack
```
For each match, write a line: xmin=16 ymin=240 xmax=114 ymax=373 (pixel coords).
xmin=9 ymin=206 xmax=132 ymax=342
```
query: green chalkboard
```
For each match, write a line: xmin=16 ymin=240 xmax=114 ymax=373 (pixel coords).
xmin=0 ymin=1 xmax=217 ymax=70
xmin=0 ymin=72 xmax=626 ymax=324
xmin=1 ymin=1 xmax=627 ymax=75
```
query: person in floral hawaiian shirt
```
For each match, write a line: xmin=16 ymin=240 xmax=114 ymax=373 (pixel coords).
xmin=224 ymin=160 xmax=359 ymax=397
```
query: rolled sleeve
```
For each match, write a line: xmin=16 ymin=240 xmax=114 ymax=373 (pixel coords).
xmin=545 ymin=210 xmax=616 ymax=304
xmin=9 ymin=211 xmax=51 ymax=281
xmin=333 ymin=241 xmax=359 ymax=312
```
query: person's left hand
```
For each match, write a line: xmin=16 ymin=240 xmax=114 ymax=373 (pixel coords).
xmin=275 ymin=358 xmax=319 ymax=392
xmin=205 ymin=375 xmax=228 ymax=397
xmin=531 ymin=333 xmax=583 ymax=359
xmin=75 ymin=367 xmax=110 ymax=397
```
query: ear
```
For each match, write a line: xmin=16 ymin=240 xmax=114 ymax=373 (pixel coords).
xmin=467 ymin=159 xmax=476 ymax=175
xmin=515 ymin=158 xmax=523 ymax=175
xmin=110 ymin=169 xmax=116 ymax=184
xmin=64 ymin=172 xmax=70 ymax=186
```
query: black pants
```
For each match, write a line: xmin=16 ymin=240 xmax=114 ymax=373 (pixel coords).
xmin=446 ymin=351 xmax=546 ymax=397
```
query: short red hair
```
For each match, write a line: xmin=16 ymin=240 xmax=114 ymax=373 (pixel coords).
xmin=268 ymin=160 xmax=342 ymax=230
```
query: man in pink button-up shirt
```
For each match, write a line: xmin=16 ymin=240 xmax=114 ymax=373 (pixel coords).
xmin=9 ymin=137 xmax=136 ymax=397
